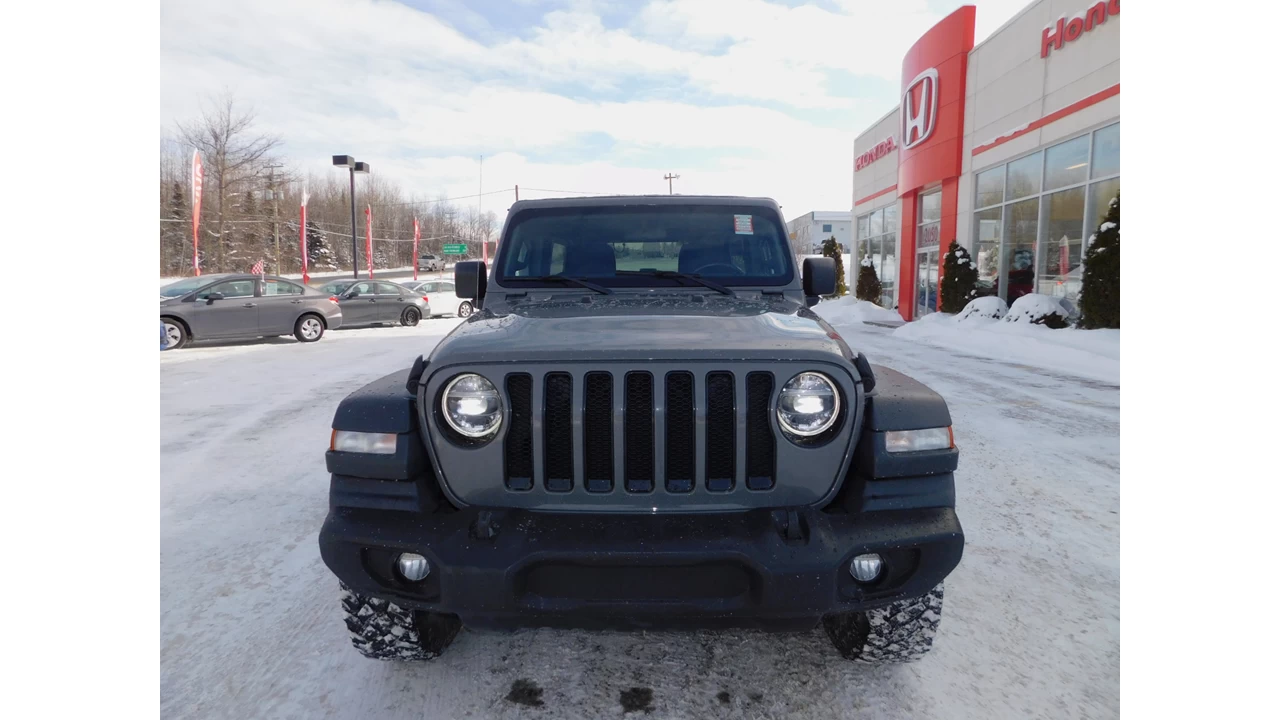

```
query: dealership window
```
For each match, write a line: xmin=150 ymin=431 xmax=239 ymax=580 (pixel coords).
xmin=973 ymin=122 xmax=1119 ymax=308
xmin=914 ymin=191 xmax=942 ymax=317
xmin=856 ymin=205 xmax=897 ymax=307
xmin=822 ymin=223 xmax=832 ymax=233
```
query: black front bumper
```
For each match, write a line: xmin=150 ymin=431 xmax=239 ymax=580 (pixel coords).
xmin=319 ymin=505 xmax=963 ymax=632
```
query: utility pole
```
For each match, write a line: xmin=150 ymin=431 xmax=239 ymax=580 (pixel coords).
xmin=266 ymin=163 xmax=284 ymax=273
xmin=479 ymin=155 xmax=485 ymax=263
xmin=664 ymin=172 xmax=680 ymax=195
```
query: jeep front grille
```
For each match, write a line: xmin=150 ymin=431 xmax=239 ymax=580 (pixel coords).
xmin=427 ymin=361 xmax=859 ymax=512
xmin=500 ymin=368 xmax=774 ymax=495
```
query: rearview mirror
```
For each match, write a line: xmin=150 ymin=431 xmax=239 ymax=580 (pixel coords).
xmin=455 ymin=261 xmax=487 ymax=307
xmin=802 ymin=257 xmax=836 ymax=302
xmin=205 ymin=292 xmax=225 ymax=304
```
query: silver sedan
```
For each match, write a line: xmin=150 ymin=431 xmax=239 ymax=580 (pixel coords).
xmin=160 ymin=274 xmax=344 ymax=349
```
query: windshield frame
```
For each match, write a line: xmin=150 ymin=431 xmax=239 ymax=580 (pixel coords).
xmin=494 ymin=204 xmax=796 ymax=289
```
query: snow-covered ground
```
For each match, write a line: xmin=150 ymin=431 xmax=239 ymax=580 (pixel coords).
xmin=161 ymin=317 xmax=1119 ymax=719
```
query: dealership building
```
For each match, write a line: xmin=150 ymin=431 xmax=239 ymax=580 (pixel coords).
xmin=851 ymin=0 xmax=1119 ymax=320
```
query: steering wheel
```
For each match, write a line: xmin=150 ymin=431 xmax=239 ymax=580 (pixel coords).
xmin=691 ymin=262 xmax=744 ymax=276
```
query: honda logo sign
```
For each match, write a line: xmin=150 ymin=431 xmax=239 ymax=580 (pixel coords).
xmin=901 ymin=68 xmax=939 ymax=149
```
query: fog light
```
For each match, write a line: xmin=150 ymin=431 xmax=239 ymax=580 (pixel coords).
xmin=849 ymin=553 xmax=883 ymax=583
xmin=397 ymin=553 xmax=431 ymax=582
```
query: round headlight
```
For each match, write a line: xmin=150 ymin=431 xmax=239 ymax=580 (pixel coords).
xmin=777 ymin=372 xmax=840 ymax=437
xmin=441 ymin=373 xmax=503 ymax=438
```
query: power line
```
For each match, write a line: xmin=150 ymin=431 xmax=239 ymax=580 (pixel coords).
xmin=521 ymin=187 xmax=600 ymax=195
xmin=369 ymin=188 xmax=512 ymax=209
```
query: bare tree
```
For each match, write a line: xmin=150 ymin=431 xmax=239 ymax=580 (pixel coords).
xmin=176 ymin=91 xmax=281 ymax=272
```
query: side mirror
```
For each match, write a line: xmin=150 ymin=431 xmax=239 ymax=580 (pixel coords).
xmin=455 ymin=260 xmax=487 ymax=307
xmin=802 ymin=257 xmax=836 ymax=301
xmin=346 ymin=290 xmax=359 ymax=298
xmin=205 ymin=292 xmax=225 ymax=305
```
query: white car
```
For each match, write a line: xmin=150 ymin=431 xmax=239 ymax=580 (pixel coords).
xmin=398 ymin=279 xmax=474 ymax=318
xmin=417 ymin=254 xmax=445 ymax=272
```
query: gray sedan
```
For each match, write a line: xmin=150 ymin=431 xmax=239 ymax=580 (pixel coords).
xmin=334 ymin=280 xmax=431 ymax=328
xmin=160 ymin=274 xmax=344 ymax=349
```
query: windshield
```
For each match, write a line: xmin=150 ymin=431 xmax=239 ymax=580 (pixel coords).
xmin=160 ymin=277 xmax=215 ymax=298
xmin=497 ymin=205 xmax=793 ymax=287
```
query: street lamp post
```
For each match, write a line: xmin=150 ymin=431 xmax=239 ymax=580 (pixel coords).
xmin=332 ymin=155 xmax=370 ymax=279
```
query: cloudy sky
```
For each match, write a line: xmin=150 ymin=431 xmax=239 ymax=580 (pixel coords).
xmin=160 ymin=0 xmax=1030 ymax=220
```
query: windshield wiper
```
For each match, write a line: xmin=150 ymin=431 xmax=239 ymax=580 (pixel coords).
xmin=615 ymin=270 xmax=736 ymax=296
xmin=517 ymin=275 xmax=613 ymax=295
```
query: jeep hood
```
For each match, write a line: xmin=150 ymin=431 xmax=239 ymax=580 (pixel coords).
xmin=427 ymin=295 xmax=856 ymax=366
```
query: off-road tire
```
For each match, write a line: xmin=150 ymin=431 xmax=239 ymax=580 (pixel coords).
xmin=457 ymin=301 xmax=473 ymax=318
xmin=162 ymin=318 xmax=188 ymax=349
xmin=401 ymin=307 xmax=421 ymax=326
xmin=823 ymin=582 xmax=944 ymax=664
xmin=339 ymin=582 xmax=462 ymax=661
xmin=294 ymin=314 xmax=325 ymax=343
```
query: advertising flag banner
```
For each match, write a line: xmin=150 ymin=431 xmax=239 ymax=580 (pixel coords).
xmin=191 ymin=150 xmax=204 ymax=275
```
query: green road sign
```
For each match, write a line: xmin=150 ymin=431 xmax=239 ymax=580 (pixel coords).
xmin=442 ymin=244 xmax=467 ymax=255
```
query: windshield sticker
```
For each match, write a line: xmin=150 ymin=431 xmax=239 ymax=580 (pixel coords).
xmin=734 ymin=215 xmax=754 ymax=235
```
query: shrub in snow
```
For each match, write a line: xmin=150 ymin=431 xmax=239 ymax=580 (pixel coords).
xmin=1079 ymin=192 xmax=1120 ymax=329
xmin=940 ymin=240 xmax=978 ymax=313
xmin=957 ymin=296 xmax=1008 ymax=322
xmin=821 ymin=235 xmax=849 ymax=298
xmin=1004 ymin=294 xmax=1071 ymax=329
xmin=855 ymin=254 xmax=882 ymax=304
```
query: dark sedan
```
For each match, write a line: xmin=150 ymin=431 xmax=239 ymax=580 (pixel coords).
xmin=160 ymin=274 xmax=344 ymax=349
xmin=333 ymin=280 xmax=431 ymax=327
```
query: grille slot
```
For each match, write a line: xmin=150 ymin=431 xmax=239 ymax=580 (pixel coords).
xmin=544 ymin=373 xmax=573 ymax=492
xmin=746 ymin=372 xmax=775 ymax=490
xmin=664 ymin=372 xmax=695 ymax=493
xmin=705 ymin=372 xmax=736 ymax=492
xmin=583 ymin=372 xmax=614 ymax=493
xmin=624 ymin=372 xmax=655 ymax=493
xmin=504 ymin=373 xmax=534 ymax=491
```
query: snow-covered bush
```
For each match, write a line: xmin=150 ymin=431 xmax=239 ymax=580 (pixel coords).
xmin=957 ymin=296 xmax=1008 ymax=322
xmin=855 ymin=254 xmax=882 ymax=304
xmin=821 ymin=236 xmax=848 ymax=298
xmin=1004 ymin=294 xmax=1071 ymax=328
xmin=1079 ymin=192 xmax=1119 ymax=329
xmin=940 ymin=241 xmax=978 ymax=313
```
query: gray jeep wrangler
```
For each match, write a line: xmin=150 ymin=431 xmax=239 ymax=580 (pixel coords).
xmin=319 ymin=195 xmax=963 ymax=664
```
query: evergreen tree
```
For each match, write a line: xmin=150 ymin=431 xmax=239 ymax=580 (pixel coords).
xmin=855 ymin=254 xmax=882 ymax=304
xmin=305 ymin=221 xmax=337 ymax=271
xmin=820 ymin=235 xmax=848 ymax=298
xmin=161 ymin=181 xmax=189 ymax=275
xmin=1079 ymin=192 xmax=1120 ymax=329
xmin=238 ymin=190 xmax=261 ymax=268
xmin=940 ymin=240 xmax=979 ymax=313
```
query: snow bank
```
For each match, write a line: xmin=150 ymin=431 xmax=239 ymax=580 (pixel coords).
xmin=957 ymin=296 xmax=1008 ymax=322
xmin=813 ymin=296 xmax=903 ymax=325
xmin=892 ymin=311 xmax=1118 ymax=384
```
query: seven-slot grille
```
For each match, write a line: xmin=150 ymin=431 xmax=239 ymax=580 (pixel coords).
xmin=502 ymin=369 xmax=776 ymax=495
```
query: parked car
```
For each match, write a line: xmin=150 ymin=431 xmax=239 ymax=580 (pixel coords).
xmin=398 ymin=280 xmax=472 ymax=317
xmin=160 ymin=274 xmax=343 ymax=349
xmin=418 ymin=254 xmax=445 ymax=272
xmin=320 ymin=195 xmax=963 ymax=666
xmin=334 ymin=280 xmax=431 ymax=327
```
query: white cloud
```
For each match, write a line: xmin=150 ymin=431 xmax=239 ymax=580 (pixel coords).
xmin=161 ymin=0 xmax=1031 ymax=217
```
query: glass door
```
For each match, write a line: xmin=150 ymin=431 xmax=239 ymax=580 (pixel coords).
xmin=916 ymin=249 xmax=939 ymax=318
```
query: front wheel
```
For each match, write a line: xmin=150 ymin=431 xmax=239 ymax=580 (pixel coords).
xmin=294 ymin=314 xmax=325 ymax=343
xmin=456 ymin=301 xmax=473 ymax=318
xmin=400 ymin=307 xmax=421 ymax=326
xmin=823 ymin=582 xmax=944 ymax=664
xmin=340 ymin=582 xmax=461 ymax=661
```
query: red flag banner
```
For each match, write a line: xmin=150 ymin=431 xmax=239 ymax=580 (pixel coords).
xmin=300 ymin=187 xmax=310 ymax=284
xmin=365 ymin=204 xmax=374 ymax=279
xmin=191 ymin=150 xmax=204 ymax=276
xmin=413 ymin=217 xmax=420 ymax=281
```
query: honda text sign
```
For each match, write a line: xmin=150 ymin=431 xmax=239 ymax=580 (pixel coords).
xmin=901 ymin=68 xmax=939 ymax=150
